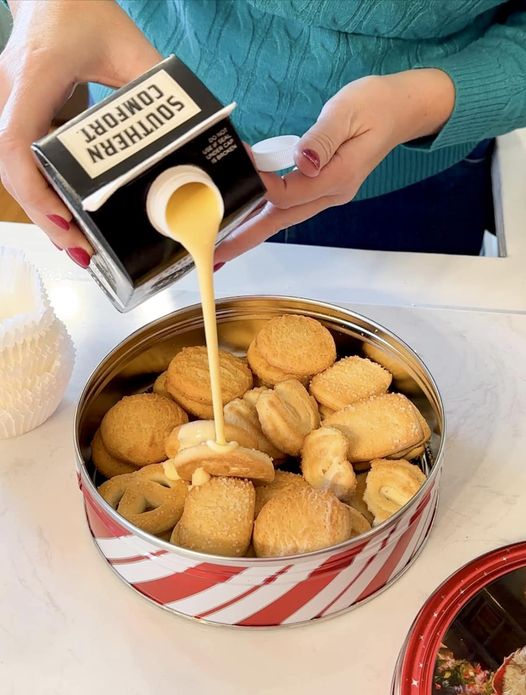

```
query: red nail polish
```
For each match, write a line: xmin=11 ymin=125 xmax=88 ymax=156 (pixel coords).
xmin=46 ymin=214 xmax=70 ymax=231
xmin=213 ymin=262 xmax=225 ymax=272
xmin=66 ymin=247 xmax=91 ymax=269
xmin=302 ymin=149 xmax=320 ymax=169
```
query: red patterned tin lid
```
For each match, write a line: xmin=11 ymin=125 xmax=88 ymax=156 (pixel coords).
xmin=395 ymin=542 xmax=526 ymax=694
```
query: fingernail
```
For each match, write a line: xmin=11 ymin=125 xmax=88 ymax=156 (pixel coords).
xmin=46 ymin=214 xmax=70 ymax=231
xmin=66 ymin=247 xmax=91 ymax=269
xmin=213 ymin=262 xmax=225 ymax=272
xmin=302 ymin=149 xmax=320 ymax=169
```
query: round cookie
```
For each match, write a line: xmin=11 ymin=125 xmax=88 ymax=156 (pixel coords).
xmin=164 ymin=384 xmax=215 ymax=419
xmin=255 ymin=314 xmax=336 ymax=378
xmin=310 ymin=356 xmax=392 ymax=411
xmin=166 ymin=346 xmax=253 ymax=405
xmin=253 ymin=486 xmax=353 ymax=557
xmin=247 ymin=339 xmax=303 ymax=387
xmin=91 ymin=429 xmax=139 ymax=479
xmin=173 ymin=477 xmax=255 ymax=557
xmin=100 ymin=393 xmax=188 ymax=466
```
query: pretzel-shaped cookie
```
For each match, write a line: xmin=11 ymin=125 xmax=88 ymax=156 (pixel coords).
xmin=98 ymin=465 xmax=188 ymax=535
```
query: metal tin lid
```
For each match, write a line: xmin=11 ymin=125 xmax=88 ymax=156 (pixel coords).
xmin=393 ymin=542 xmax=526 ymax=694
xmin=252 ymin=135 xmax=300 ymax=172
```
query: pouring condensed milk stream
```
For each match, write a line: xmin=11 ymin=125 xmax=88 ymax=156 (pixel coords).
xmin=147 ymin=165 xmax=232 ymax=449
xmin=145 ymin=137 xmax=299 ymax=451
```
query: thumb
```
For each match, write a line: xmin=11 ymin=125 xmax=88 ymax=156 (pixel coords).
xmin=294 ymin=105 xmax=351 ymax=178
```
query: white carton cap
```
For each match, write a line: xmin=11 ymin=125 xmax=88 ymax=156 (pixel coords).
xmin=252 ymin=135 xmax=300 ymax=172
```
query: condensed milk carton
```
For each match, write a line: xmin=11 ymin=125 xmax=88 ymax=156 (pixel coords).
xmin=32 ymin=56 xmax=265 ymax=312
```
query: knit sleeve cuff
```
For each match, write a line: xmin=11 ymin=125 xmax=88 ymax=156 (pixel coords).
xmin=403 ymin=49 xmax=522 ymax=151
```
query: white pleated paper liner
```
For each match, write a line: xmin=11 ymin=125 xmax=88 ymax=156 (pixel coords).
xmin=0 ymin=246 xmax=56 ymax=351
xmin=0 ymin=247 xmax=75 ymax=439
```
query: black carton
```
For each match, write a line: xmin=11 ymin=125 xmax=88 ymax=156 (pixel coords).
xmin=32 ymin=56 xmax=265 ymax=311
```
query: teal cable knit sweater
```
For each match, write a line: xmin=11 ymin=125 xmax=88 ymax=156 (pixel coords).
xmin=91 ymin=0 xmax=526 ymax=200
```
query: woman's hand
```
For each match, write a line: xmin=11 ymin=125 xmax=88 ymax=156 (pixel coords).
xmin=215 ymin=68 xmax=455 ymax=264
xmin=0 ymin=0 xmax=161 ymax=265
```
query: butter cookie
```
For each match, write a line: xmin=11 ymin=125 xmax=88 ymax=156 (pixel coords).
xmin=153 ymin=371 xmax=173 ymax=400
xmin=224 ymin=397 xmax=284 ymax=459
xmin=168 ymin=442 xmax=275 ymax=483
xmin=347 ymin=504 xmax=373 ymax=536
xmin=323 ymin=393 xmax=428 ymax=463
xmin=165 ymin=420 xmax=258 ymax=458
xmin=347 ymin=472 xmax=374 ymax=523
xmin=254 ymin=314 xmax=336 ymax=379
xmin=166 ymin=346 xmax=253 ymax=417
xmin=98 ymin=466 xmax=188 ymax=534
xmin=301 ymin=426 xmax=356 ymax=502
xmin=363 ymin=458 xmax=426 ymax=525
xmin=310 ymin=356 xmax=391 ymax=411
xmin=256 ymin=379 xmax=320 ymax=456
xmin=247 ymin=339 xmax=305 ymax=387
xmin=91 ymin=429 xmax=139 ymax=479
xmin=100 ymin=393 xmax=188 ymax=466
xmin=173 ymin=477 xmax=255 ymax=557
xmin=253 ymin=486 xmax=353 ymax=557
xmin=254 ymin=470 xmax=309 ymax=518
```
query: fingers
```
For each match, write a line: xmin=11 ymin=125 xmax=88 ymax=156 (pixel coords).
xmin=3 ymin=157 xmax=92 ymax=253
xmin=215 ymin=130 xmax=389 ymax=264
xmin=294 ymin=98 xmax=352 ymax=176
xmin=0 ymin=0 xmax=163 ymax=268
xmin=262 ymin=151 xmax=356 ymax=209
xmin=0 ymin=76 xmax=93 ymax=256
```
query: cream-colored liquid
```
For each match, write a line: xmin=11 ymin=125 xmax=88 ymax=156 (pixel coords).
xmin=165 ymin=182 xmax=227 ymax=445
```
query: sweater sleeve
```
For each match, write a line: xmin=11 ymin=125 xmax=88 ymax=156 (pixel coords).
xmin=406 ymin=0 xmax=526 ymax=150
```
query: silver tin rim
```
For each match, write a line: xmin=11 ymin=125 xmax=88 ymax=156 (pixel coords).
xmin=75 ymin=295 xmax=446 ymax=567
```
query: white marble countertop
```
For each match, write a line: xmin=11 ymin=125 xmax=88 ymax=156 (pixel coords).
xmin=1 ymin=218 xmax=526 ymax=694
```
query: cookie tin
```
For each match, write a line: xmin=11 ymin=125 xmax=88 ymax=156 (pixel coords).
xmin=392 ymin=541 xmax=526 ymax=694
xmin=75 ymin=296 xmax=445 ymax=628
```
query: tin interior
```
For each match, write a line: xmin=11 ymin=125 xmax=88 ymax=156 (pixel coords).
xmin=76 ymin=296 xmax=445 ymax=553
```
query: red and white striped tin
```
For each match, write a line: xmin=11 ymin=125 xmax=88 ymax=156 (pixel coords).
xmin=392 ymin=542 xmax=526 ymax=694
xmin=75 ymin=296 xmax=446 ymax=628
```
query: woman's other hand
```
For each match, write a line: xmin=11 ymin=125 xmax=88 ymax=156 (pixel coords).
xmin=0 ymin=0 xmax=161 ymax=265
xmin=215 ymin=68 xmax=455 ymax=263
